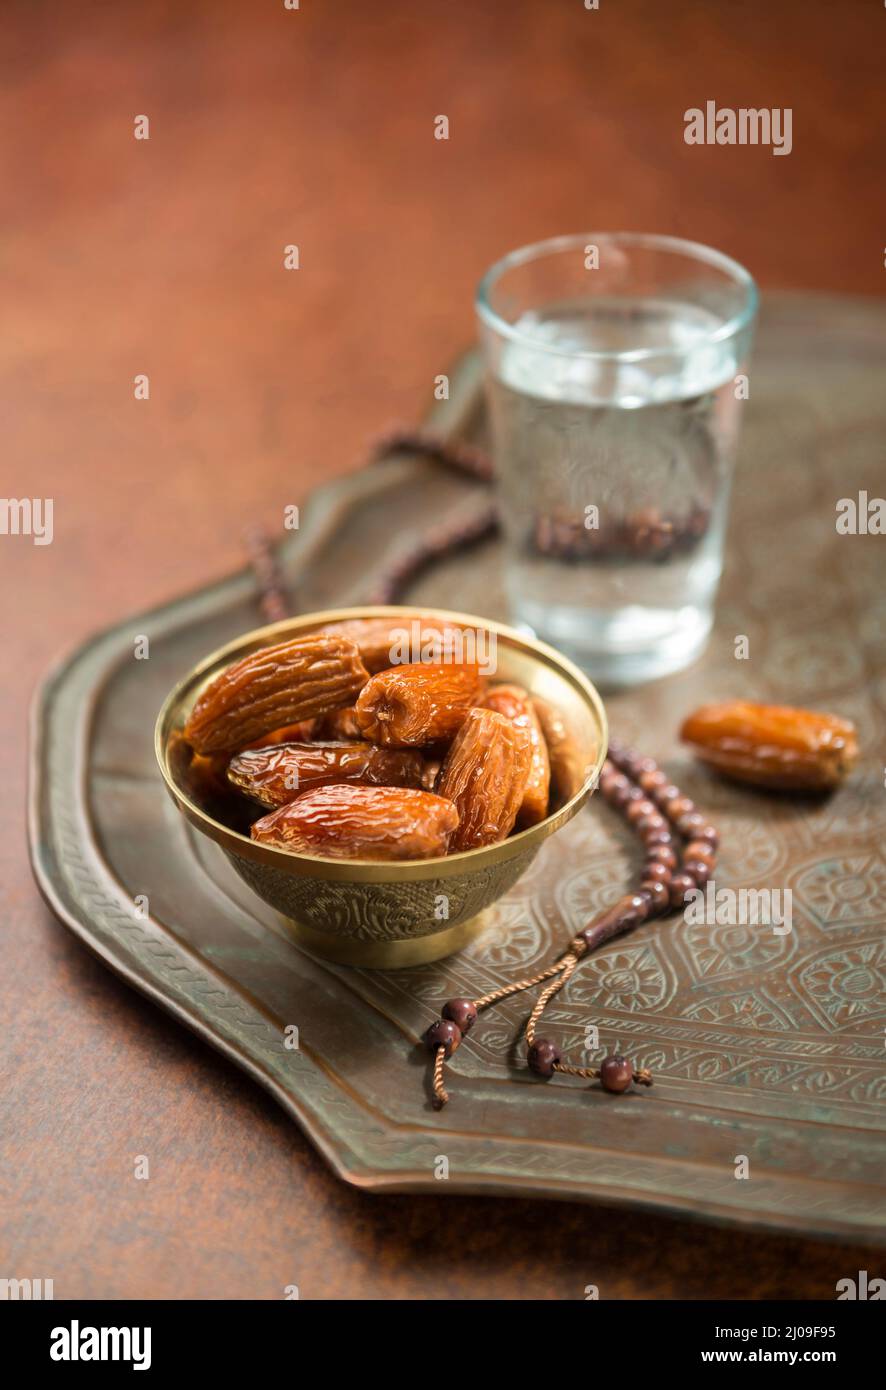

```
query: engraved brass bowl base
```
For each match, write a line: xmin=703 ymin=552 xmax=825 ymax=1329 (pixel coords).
xmin=278 ymin=909 xmax=493 ymax=968
xmin=223 ymin=838 xmax=541 ymax=968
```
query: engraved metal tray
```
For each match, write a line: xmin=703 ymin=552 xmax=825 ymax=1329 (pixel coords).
xmin=29 ymin=296 xmax=886 ymax=1242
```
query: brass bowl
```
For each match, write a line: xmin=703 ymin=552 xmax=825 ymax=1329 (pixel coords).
xmin=155 ymin=606 xmax=607 ymax=968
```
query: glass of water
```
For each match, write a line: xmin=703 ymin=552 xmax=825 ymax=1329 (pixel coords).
xmin=476 ymin=233 xmax=757 ymax=685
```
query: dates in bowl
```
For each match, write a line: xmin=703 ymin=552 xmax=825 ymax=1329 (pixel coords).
xmin=156 ymin=606 xmax=606 ymax=968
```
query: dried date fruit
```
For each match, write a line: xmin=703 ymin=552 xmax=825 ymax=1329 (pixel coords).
xmin=482 ymin=683 xmax=551 ymax=825
xmin=184 ymin=635 xmax=369 ymax=754
xmin=532 ymin=697 xmax=589 ymax=802
xmin=680 ymin=700 xmax=858 ymax=791
xmin=227 ymin=741 xmax=429 ymax=808
xmin=314 ymin=708 xmax=443 ymax=787
xmin=435 ymin=707 xmax=531 ymax=850
xmin=318 ymin=615 xmax=476 ymax=674
xmin=250 ymin=784 xmax=459 ymax=860
xmin=313 ymin=706 xmax=362 ymax=740
xmin=355 ymin=663 xmax=485 ymax=747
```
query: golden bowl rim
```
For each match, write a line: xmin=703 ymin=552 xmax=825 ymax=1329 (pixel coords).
xmin=154 ymin=605 xmax=608 ymax=882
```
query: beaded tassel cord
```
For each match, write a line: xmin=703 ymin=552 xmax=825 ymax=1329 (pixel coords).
xmin=423 ymin=739 xmax=718 ymax=1107
xmin=245 ymin=430 xmax=719 ymax=1108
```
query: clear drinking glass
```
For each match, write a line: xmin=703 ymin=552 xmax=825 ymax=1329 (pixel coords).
xmin=476 ymin=233 xmax=758 ymax=685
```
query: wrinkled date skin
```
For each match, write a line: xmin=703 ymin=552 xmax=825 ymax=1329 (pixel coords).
xmin=184 ymin=635 xmax=369 ymax=754
xmin=251 ymin=784 xmax=459 ymax=860
xmin=436 ymin=707 xmax=531 ymax=851
xmin=227 ymin=741 xmax=430 ymax=808
xmin=356 ymin=663 xmax=485 ymax=747
xmin=318 ymin=615 xmax=474 ymax=674
xmin=681 ymin=700 xmax=859 ymax=791
xmin=482 ymin=683 xmax=551 ymax=826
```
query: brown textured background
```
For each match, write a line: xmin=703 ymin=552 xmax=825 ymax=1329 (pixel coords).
xmin=5 ymin=0 xmax=885 ymax=1298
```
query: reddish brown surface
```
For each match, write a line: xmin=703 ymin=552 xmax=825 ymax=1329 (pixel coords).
xmin=5 ymin=0 xmax=884 ymax=1298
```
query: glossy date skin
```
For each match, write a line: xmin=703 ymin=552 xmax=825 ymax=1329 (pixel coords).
xmin=250 ymin=783 xmax=459 ymax=860
xmin=185 ymin=635 xmax=369 ymax=754
xmin=356 ymin=663 xmax=485 ymax=747
xmin=681 ymin=700 xmax=858 ymax=790
xmin=227 ymin=741 xmax=430 ymax=808
xmin=436 ymin=707 xmax=531 ymax=851
xmin=532 ymin=695 xmax=588 ymax=803
xmin=482 ymin=683 xmax=551 ymax=826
